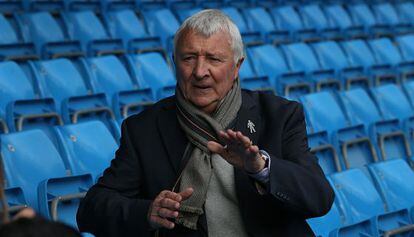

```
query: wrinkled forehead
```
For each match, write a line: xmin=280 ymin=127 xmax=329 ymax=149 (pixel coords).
xmin=175 ymin=28 xmax=233 ymax=53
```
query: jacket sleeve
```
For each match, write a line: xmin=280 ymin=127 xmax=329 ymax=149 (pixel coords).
xmin=77 ymin=119 xmax=153 ymax=237
xmin=267 ymin=103 xmax=334 ymax=219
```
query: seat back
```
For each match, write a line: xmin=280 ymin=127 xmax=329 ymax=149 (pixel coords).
xmin=396 ymin=2 xmax=414 ymax=25
xmin=67 ymin=10 xmax=110 ymax=46
xmin=220 ymin=7 xmax=249 ymax=33
xmin=395 ymin=34 xmax=414 ymax=62
xmin=281 ymin=42 xmax=320 ymax=72
xmin=299 ymin=5 xmax=330 ymax=30
xmin=88 ymin=55 xmax=136 ymax=100
xmin=22 ymin=12 xmax=66 ymax=47
xmin=270 ymin=6 xmax=305 ymax=32
xmin=0 ymin=130 xmax=68 ymax=210
xmin=372 ymin=3 xmax=400 ymax=26
xmin=300 ymin=91 xmax=348 ymax=133
xmin=37 ymin=58 xmax=91 ymax=106
xmin=312 ymin=41 xmax=349 ymax=71
xmin=341 ymin=39 xmax=376 ymax=68
xmin=106 ymin=9 xmax=149 ymax=41
xmin=128 ymin=52 xmax=175 ymax=100
xmin=368 ymin=38 xmax=403 ymax=66
xmin=371 ymin=84 xmax=413 ymax=121
xmin=348 ymin=3 xmax=377 ymax=27
xmin=175 ymin=7 xmax=202 ymax=23
xmin=56 ymin=120 xmax=117 ymax=179
xmin=0 ymin=14 xmax=19 ymax=44
xmin=243 ymin=7 xmax=275 ymax=33
xmin=339 ymin=88 xmax=382 ymax=125
xmin=324 ymin=5 xmax=353 ymax=29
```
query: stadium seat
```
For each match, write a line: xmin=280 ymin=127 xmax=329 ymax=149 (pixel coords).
xmin=372 ymin=3 xmax=414 ymax=35
xmin=242 ymin=7 xmax=289 ymax=44
xmin=330 ymin=169 xmax=414 ymax=237
xmin=34 ymin=58 xmax=120 ymax=140
xmin=0 ymin=129 xmax=93 ymax=227
xmin=311 ymin=41 xmax=369 ymax=89
xmin=4 ymin=187 xmax=28 ymax=216
xmin=403 ymin=81 xmax=414 ymax=109
xmin=368 ymin=37 xmax=414 ymax=83
xmin=341 ymin=39 xmax=397 ymax=86
xmin=238 ymin=56 xmax=273 ymax=93
xmin=308 ymin=130 xmax=342 ymax=175
xmin=174 ymin=7 xmax=202 ymax=23
xmin=101 ymin=0 xmax=135 ymax=11
xmin=298 ymin=5 xmax=342 ymax=40
xmin=339 ymin=88 xmax=412 ymax=163
xmin=64 ymin=0 xmax=102 ymax=11
xmin=247 ymin=44 xmax=310 ymax=99
xmin=0 ymin=14 xmax=37 ymax=60
xmin=347 ymin=3 xmax=392 ymax=38
xmin=55 ymin=120 xmax=118 ymax=181
xmin=270 ymin=5 xmax=319 ymax=43
xmin=395 ymin=34 xmax=414 ymax=82
xmin=300 ymin=92 xmax=379 ymax=171
xmin=104 ymin=9 xmax=162 ymax=53
xmin=142 ymin=8 xmax=180 ymax=52
xmin=125 ymin=52 xmax=176 ymax=100
xmin=0 ymin=61 xmax=62 ymax=137
xmin=87 ymin=55 xmax=154 ymax=119
xmin=323 ymin=4 xmax=366 ymax=39
xmin=0 ymin=1 xmax=23 ymax=14
xmin=18 ymin=11 xmax=83 ymax=59
xmin=220 ymin=7 xmax=262 ymax=45
xmin=64 ymin=10 xmax=124 ymax=56
xmin=281 ymin=42 xmax=340 ymax=92
xmin=395 ymin=2 xmax=414 ymax=26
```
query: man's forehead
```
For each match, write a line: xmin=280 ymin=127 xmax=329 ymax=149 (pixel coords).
xmin=178 ymin=29 xmax=232 ymax=51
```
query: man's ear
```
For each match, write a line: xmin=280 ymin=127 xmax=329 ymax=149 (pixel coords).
xmin=234 ymin=57 xmax=245 ymax=79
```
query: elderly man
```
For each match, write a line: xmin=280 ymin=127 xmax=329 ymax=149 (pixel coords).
xmin=77 ymin=9 xmax=334 ymax=237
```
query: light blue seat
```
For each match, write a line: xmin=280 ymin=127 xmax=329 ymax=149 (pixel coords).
xmin=87 ymin=55 xmax=154 ymax=119
xmin=281 ymin=43 xmax=340 ymax=92
xmin=18 ymin=11 xmax=83 ymax=59
xmin=368 ymin=37 xmax=414 ymax=83
xmin=300 ymin=92 xmax=379 ymax=171
xmin=0 ymin=129 xmax=93 ymax=227
xmin=0 ymin=1 xmax=23 ymax=14
xmin=4 ymin=187 xmax=28 ymax=216
xmin=396 ymin=34 xmax=414 ymax=69
xmin=347 ymin=3 xmax=391 ymax=37
xmin=220 ymin=7 xmax=262 ymax=44
xmin=35 ymin=58 xmax=119 ymax=140
xmin=403 ymin=81 xmax=414 ymax=109
xmin=270 ymin=5 xmax=318 ymax=42
xmin=142 ymin=8 xmax=180 ymax=52
xmin=312 ymin=41 xmax=369 ymax=89
xmin=174 ymin=7 xmax=202 ymax=23
xmin=323 ymin=5 xmax=366 ymax=39
xmin=298 ymin=5 xmax=342 ymax=40
xmin=126 ymin=52 xmax=176 ymax=100
xmin=247 ymin=44 xmax=310 ymax=99
xmin=0 ymin=14 xmax=37 ymax=60
xmin=100 ymin=0 xmax=135 ymax=11
xmin=339 ymin=88 xmax=412 ymax=163
xmin=56 ymin=120 xmax=118 ymax=181
xmin=64 ymin=0 xmax=102 ymax=11
xmin=242 ymin=7 xmax=288 ymax=44
xmin=0 ymin=61 xmax=61 ymax=135
xmin=341 ymin=39 xmax=396 ymax=86
xmin=103 ymin=9 xmax=162 ymax=53
xmin=238 ymin=56 xmax=273 ymax=93
xmin=330 ymin=169 xmax=414 ymax=237
xmin=64 ymin=10 xmax=124 ymax=56
xmin=395 ymin=2 xmax=414 ymax=26
xmin=372 ymin=3 xmax=414 ymax=34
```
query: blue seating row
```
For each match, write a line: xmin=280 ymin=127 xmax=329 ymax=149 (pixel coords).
xmin=241 ymin=35 xmax=414 ymax=98
xmin=1 ymin=2 xmax=414 ymax=60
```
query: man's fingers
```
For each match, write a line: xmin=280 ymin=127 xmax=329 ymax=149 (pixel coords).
xmin=150 ymin=215 xmax=175 ymax=229
xmin=248 ymin=145 xmax=260 ymax=154
xmin=158 ymin=207 xmax=179 ymax=219
xmin=160 ymin=198 xmax=180 ymax=210
xmin=164 ymin=191 xmax=182 ymax=202
xmin=179 ymin=187 xmax=194 ymax=201
xmin=207 ymin=141 xmax=226 ymax=155
xmin=237 ymin=131 xmax=253 ymax=148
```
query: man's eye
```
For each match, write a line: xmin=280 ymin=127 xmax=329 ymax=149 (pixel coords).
xmin=210 ymin=57 xmax=221 ymax=62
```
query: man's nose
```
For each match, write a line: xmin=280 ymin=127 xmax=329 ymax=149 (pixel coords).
xmin=193 ymin=58 xmax=209 ymax=79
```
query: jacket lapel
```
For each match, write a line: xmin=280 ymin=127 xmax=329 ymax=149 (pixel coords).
xmin=157 ymin=101 xmax=188 ymax=175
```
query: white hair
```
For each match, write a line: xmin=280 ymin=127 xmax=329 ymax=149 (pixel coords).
xmin=173 ymin=9 xmax=245 ymax=63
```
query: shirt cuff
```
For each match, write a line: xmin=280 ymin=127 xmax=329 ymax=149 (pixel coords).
xmin=248 ymin=150 xmax=271 ymax=184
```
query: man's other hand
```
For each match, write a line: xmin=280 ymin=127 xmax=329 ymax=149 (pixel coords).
xmin=207 ymin=129 xmax=265 ymax=174
xmin=147 ymin=188 xmax=193 ymax=230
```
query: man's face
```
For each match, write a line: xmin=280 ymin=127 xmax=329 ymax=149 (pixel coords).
xmin=174 ymin=30 xmax=243 ymax=114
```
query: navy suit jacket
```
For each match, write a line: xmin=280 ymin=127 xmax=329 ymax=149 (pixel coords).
xmin=77 ymin=90 xmax=334 ymax=237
